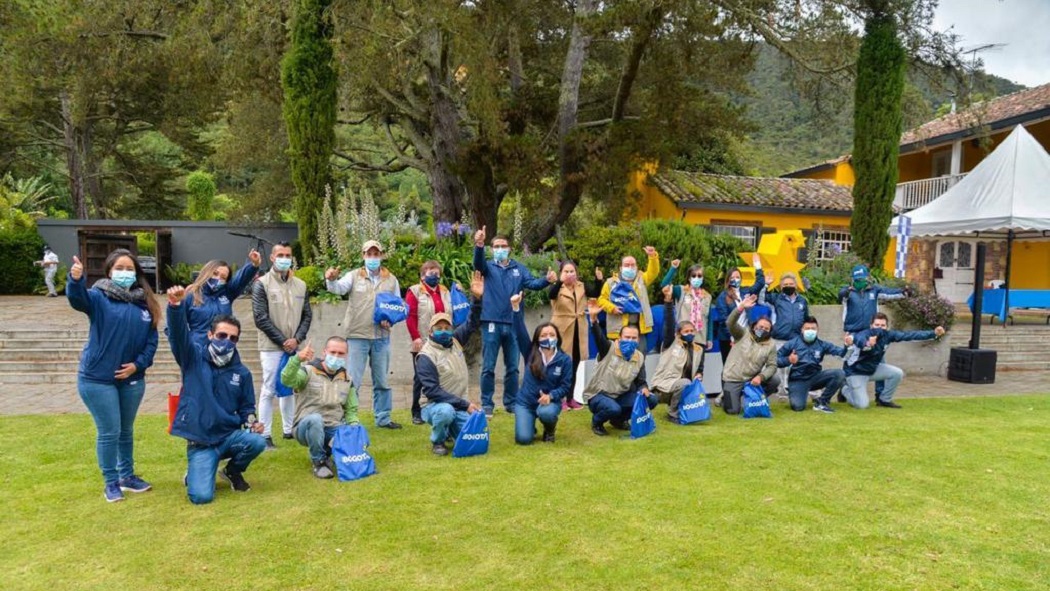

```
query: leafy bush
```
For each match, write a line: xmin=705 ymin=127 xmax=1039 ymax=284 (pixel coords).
xmin=34 ymin=264 xmax=68 ymax=295
xmin=135 ymin=231 xmax=157 ymax=256
xmin=886 ymin=292 xmax=955 ymax=332
xmin=704 ymin=233 xmax=752 ymax=294
xmin=165 ymin=262 xmax=203 ymax=286
xmin=0 ymin=227 xmax=45 ymax=294
xmin=295 ymin=265 xmax=325 ymax=295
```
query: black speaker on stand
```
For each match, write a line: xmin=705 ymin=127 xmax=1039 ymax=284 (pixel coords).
xmin=948 ymin=242 xmax=997 ymax=384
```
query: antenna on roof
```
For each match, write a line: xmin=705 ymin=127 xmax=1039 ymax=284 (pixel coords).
xmin=961 ymin=43 xmax=1008 ymax=97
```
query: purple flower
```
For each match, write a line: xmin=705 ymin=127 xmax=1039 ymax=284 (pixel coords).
xmin=457 ymin=223 xmax=471 ymax=235
xmin=436 ymin=222 xmax=453 ymax=238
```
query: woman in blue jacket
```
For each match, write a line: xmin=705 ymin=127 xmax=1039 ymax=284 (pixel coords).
xmin=183 ymin=252 xmax=260 ymax=341
xmin=511 ymin=292 xmax=573 ymax=444
xmin=67 ymin=249 xmax=161 ymax=503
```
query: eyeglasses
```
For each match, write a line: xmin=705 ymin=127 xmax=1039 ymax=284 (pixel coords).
xmin=214 ymin=332 xmax=240 ymax=343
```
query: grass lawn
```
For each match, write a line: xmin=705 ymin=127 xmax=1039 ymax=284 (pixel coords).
xmin=2 ymin=395 xmax=1049 ymax=591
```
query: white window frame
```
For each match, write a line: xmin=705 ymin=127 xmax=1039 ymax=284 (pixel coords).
xmin=815 ymin=228 xmax=851 ymax=262
xmin=707 ymin=224 xmax=758 ymax=248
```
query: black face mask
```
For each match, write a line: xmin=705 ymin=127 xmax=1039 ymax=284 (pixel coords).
xmin=782 ymin=286 xmax=796 ymax=296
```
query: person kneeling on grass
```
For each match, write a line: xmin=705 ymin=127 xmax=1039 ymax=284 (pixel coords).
xmin=720 ymin=294 xmax=780 ymax=415
xmin=167 ymin=286 xmax=265 ymax=505
xmin=582 ymin=304 xmax=657 ymax=436
xmin=651 ymin=285 xmax=705 ymax=422
xmin=511 ymin=293 xmax=573 ymax=444
xmin=776 ymin=316 xmax=849 ymax=413
xmin=841 ymin=312 xmax=945 ymax=409
xmin=415 ymin=272 xmax=484 ymax=456
xmin=280 ymin=337 xmax=359 ymax=479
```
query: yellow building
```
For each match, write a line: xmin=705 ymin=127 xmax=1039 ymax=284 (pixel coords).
xmin=783 ymin=83 xmax=1050 ymax=301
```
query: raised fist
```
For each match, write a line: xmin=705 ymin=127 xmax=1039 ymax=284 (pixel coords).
xmin=643 ymin=245 xmax=657 ymax=258
xmin=662 ymin=285 xmax=673 ymax=302
xmin=788 ymin=350 xmax=799 ymax=365
xmin=167 ymin=285 xmax=186 ymax=306
xmin=248 ymin=249 xmax=262 ymax=267
xmin=670 ymin=259 xmax=681 ymax=269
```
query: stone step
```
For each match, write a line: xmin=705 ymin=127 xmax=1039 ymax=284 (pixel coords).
xmin=0 ymin=328 xmax=262 ymax=340
xmin=998 ymin=361 xmax=1050 ymax=371
xmin=0 ymin=337 xmax=263 ymax=351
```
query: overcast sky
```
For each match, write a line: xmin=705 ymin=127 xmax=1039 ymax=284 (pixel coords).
xmin=933 ymin=0 xmax=1050 ymax=88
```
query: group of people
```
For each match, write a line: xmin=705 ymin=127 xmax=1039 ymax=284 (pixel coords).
xmin=66 ymin=230 xmax=944 ymax=504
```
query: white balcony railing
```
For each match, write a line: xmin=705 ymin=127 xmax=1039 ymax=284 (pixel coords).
xmin=895 ymin=173 xmax=968 ymax=212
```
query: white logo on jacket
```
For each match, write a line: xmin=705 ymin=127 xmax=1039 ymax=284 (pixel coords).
xmin=141 ymin=310 xmax=151 ymax=322
xmin=231 ymin=374 xmax=241 ymax=386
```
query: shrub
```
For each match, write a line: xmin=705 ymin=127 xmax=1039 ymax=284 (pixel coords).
xmin=886 ymin=291 xmax=955 ymax=332
xmin=186 ymin=171 xmax=216 ymax=221
xmin=295 ymin=265 xmax=325 ymax=295
xmin=34 ymin=264 xmax=68 ymax=295
xmin=0 ymin=227 xmax=45 ymax=294
xmin=164 ymin=262 xmax=203 ymax=286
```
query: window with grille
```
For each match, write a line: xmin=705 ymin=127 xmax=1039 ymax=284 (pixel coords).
xmin=707 ymin=224 xmax=758 ymax=248
xmin=816 ymin=229 xmax=851 ymax=261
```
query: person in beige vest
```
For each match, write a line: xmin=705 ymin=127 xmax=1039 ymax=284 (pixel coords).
xmin=325 ymin=240 xmax=403 ymax=429
xmin=251 ymin=242 xmax=312 ymax=449
xmin=547 ymin=261 xmax=602 ymax=410
xmin=416 ymin=272 xmax=484 ymax=456
xmin=721 ymin=294 xmax=780 ymax=415
xmin=280 ymin=336 xmax=358 ymax=479
xmin=651 ymin=286 xmax=705 ymax=422
xmin=597 ymin=246 xmax=661 ymax=350
xmin=583 ymin=305 xmax=657 ymax=436
xmin=406 ymin=260 xmax=452 ymax=425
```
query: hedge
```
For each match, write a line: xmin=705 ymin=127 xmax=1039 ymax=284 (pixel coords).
xmin=0 ymin=228 xmax=46 ymax=294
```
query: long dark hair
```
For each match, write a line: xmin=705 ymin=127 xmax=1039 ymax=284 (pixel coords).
xmin=723 ymin=266 xmax=741 ymax=306
xmin=529 ymin=322 xmax=562 ymax=380
xmin=103 ymin=248 xmax=161 ymax=328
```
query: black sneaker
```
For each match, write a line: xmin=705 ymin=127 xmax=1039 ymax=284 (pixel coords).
xmin=379 ymin=421 xmax=403 ymax=430
xmin=542 ymin=425 xmax=556 ymax=443
xmin=836 ymin=393 xmax=847 ymax=403
xmin=609 ymin=419 xmax=628 ymax=430
xmin=876 ymin=400 xmax=902 ymax=409
xmin=484 ymin=408 xmax=494 ymax=419
xmin=813 ymin=402 xmax=835 ymax=414
xmin=312 ymin=461 xmax=334 ymax=479
xmin=592 ymin=424 xmax=609 ymax=437
xmin=264 ymin=436 xmax=277 ymax=451
xmin=432 ymin=443 xmax=449 ymax=456
xmin=220 ymin=465 xmax=251 ymax=492
xmin=412 ymin=415 xmax=425 ymax=425
xmin=504 ymin=407 xmax=515 ymax=415
xmin=282 ymin=432 xmax=294 ymax=440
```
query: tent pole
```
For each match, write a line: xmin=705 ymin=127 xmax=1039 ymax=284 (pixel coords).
xmin=1003 ymin=230 xmax=1014 ymax=326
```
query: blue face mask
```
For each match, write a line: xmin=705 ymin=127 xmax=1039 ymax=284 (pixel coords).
xmin=803 ymin=329 xmax=818 ymax=343
xmin=690 ymin=277 xmax=703 ymax=289
xmin=619 ymin=340 xmax=638 ymax=359
xmin=206 ymin=278 xmax=226 ymax=292
xmin=620 ymin=267 xmax=637 ymax=281
xmin=729 ymin=278 xmax=741 ymax=288
xmin=364 ymin=257 xmax=381 ymax=272
xmin=208 ymin=337 xmax=236 ymax=366
xmin=681 ymin=333 xmax=695 ymax=344
xmin=111 ymin=270 xmax=136 ymax=289
xmin=432 ymin=330 xmax=454 ymax=347
xmin=493 ymin=248 xmax=510 ymax=262
xmin=423 ymin=275 xmax=440 ymax=287
xmin=540 ymin=338 xmax=558 ymax=350
xmin=274 ymin=257 xmax=293 ymax=272
xmin=324 ymin=354 xmax=346 ymax=371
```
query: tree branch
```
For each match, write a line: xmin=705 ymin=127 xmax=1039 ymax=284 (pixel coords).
xmin=382 ymin=119 xmax=428 ymax=169
xmin=332 ymin=150 xmax=410 ymax=173
xmin=372 ymin=82 xmax=427 ymax=122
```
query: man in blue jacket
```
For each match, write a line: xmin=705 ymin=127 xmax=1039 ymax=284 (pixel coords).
xmin=473 ymin=225 xmax=555 ymax=417
xmin=839 ymin=264 xmax=910 ymax=403
xmin=776 ymin=316 xmax=847 ymax=413
xmin=842 ymin=312 xmax=945 ymax=409
xmin=167 ymin=286 xmax=266 ymax=504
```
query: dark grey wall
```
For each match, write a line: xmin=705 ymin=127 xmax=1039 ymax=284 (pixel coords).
xmin=36 ymin=220 xmax=298 ymax=268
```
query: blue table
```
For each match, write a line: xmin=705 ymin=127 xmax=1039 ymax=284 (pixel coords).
xmin=967 ymin=289 xmax=1050 ymax=324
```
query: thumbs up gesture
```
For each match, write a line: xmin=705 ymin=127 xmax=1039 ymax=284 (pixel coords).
xmin=325 ymin=266 xmax=341 ymax=281
xmin=546 ymin=267 xmax=557 ymax=283
xmin=510 ymin=291 xmax=524 ymax=312
xmin=788 ymin=350 xmax=799 ymax=365
xmin=298 ymin=340 xmax=315 ymax=362
xmin=70 ymin=256 xmax=83 ymax=281
xmin=474 ymin=225 xmax=487 ymax=247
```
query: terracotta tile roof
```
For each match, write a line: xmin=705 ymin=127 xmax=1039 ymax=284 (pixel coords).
xmin=901 ymin=83 xmax=1050 ymax=148
xmin=651 ymin=170 xmax=855 ymax=212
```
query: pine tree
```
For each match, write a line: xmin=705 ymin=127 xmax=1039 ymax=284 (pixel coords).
xmin=850 ymin=9 xmax=906 ymax=267
xmin=185 ymin=171 xmax=216 ymax=221
xmin=281 ymin=0 xmax=337 ymax=256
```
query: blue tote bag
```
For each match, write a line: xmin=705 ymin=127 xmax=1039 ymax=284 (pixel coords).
xmin=452 ymin=411 xmax=490 ymax=458
xmin=678 ymin=379 xmax=711 ymax=425
xmin=630 ymin=392 xmax=656 ymax=439
xmin=742 ymin=383 xmax=772 ymax=419
xmin=450 ymin=284 xmax=471 ymax=326
xmin=374 ymin=292 xmax=409 ymax=325
xmin=609 ymin=281 xmax=643 ymax=315
xmin=275 ymin=352 xmax=294 ymax=398
xmin=331 ymin=424 xmax=378 ymax=481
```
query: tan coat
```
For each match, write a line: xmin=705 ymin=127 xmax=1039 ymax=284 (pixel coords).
xmin=550 ymin=281 xmax=589 ymax=359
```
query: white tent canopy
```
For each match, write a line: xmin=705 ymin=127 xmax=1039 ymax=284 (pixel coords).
xmin=890 ymin=125 xmax=1050 ymax=239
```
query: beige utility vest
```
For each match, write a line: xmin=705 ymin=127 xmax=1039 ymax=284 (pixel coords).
xmin=418 ymin=338 xmax=469 ymax=405
xmin=604 ymin=276 xmax=655 ymax=335
xmin=583 ymin=345 xmax=645 ymax=401
xmin=408 ymin=283 xmax=452 ymax=336
xmin=293 ymin=364 xmax=354 ymax=429
xmin=256 ymin=270 xmax=308 ymax=351
xmin=341 ymin=268 xmax=400 ymax=340
xmin=676 ymin=288 xmax=712 ymax=335
xmin=650 ymin=339 xmax=705 ymax=392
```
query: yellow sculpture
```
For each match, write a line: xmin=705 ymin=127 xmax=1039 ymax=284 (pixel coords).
xmin=737 ymin=230 xmax=807 ymax=291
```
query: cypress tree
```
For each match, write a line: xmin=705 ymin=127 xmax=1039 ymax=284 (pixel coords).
xmin=850 ymin=10 xmax=906 ymax=268
xmin=281 ymin=0 xmax=337 ymax=256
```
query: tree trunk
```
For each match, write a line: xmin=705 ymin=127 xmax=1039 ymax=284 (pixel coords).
xmin=81 ymin=123 xmax=107 ymax=219
xmin=422 ymin=27 xmax=471 ymax=228
xmin=60 ymin=91 xmax=88 ymax=220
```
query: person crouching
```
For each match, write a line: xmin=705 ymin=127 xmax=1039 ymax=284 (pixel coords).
xmin=720 ymin=294 xmax=780 ymax=414
xmin=582 ymin=304 xmax=657 ymax=436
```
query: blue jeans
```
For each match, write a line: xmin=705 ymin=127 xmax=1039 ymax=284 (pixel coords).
xmin=421 ymin=403 xmax=470 ymax=444
xmin=514 ymin=403 xmax=561 ymax=445
xmin=185 ymin=430 xmax=266 ymax=504
xmin=295 ymin=413 xmax=339 ymax=464
xmin=480 ymin=322 xmax=519 ymax=412
xmin=77 ymin=377 xmax=146 ymax=484
xmin=842 ymin=364 xmax=904 ymax=409
xmin=789 ymin=370 xmax=845 ymax=411
xmin=587 ymin=391 xmax=658 ymax=427
xmin=348 ymin=337 xmax=393 ymax=426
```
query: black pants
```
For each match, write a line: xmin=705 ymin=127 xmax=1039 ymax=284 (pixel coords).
xmin=411 ymin=351 xmax=422 ymax=419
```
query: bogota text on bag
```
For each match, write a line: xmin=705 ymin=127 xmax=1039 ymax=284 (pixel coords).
xmin=678 ymin=379 xmax=711 ymax=425
xmin=630 ymin=391 xmax=656 ymax=439
xmin=609 ymin=281 xmax=643 ymax=315
xmin=452 ymin=411 xmax=490 ymax=458
xmin=450 ymin=284 xmax=470 ymax=326
xmin=374 ymin=292 xmax=409 ymax=326
xmin=276 ymin=353 xmax=294 ymax=398
xmin=331 ymin=424 xmax=378 ymax=481
xmin=742 ymin=383 xmax=772 ymax=419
